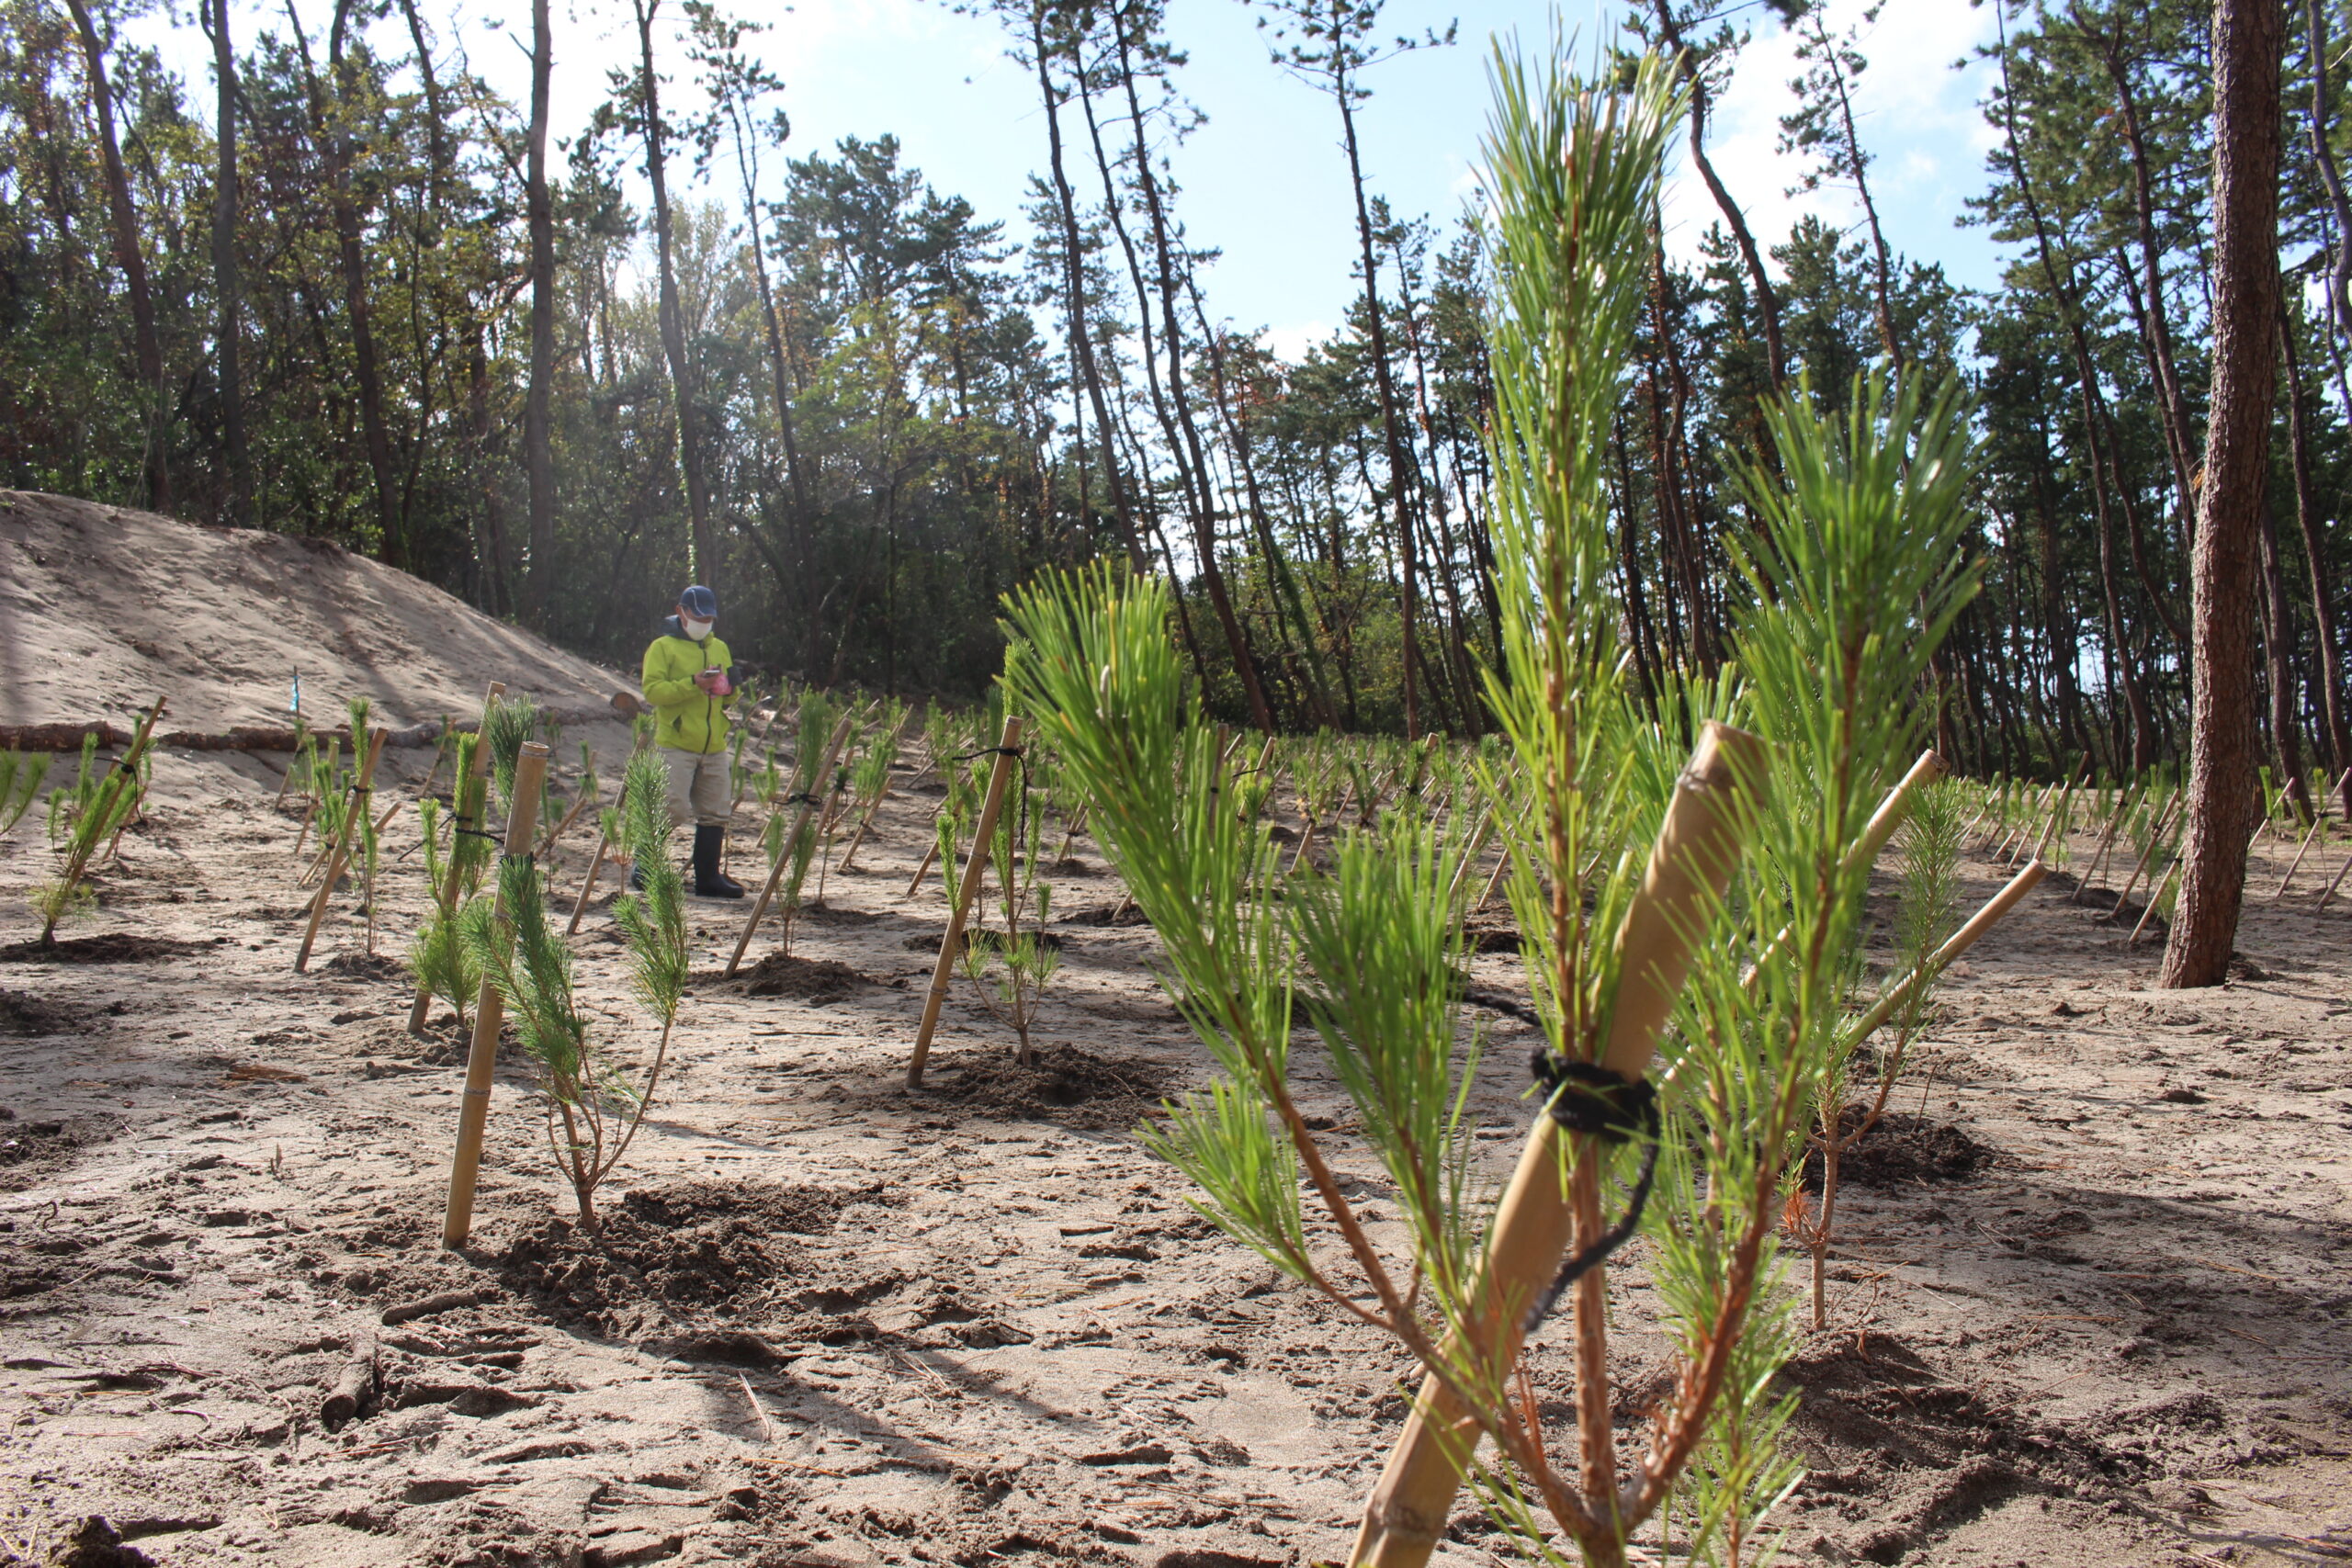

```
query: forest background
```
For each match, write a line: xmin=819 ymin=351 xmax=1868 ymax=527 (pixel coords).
xmin=4 ymin=0 xmax=2348 ymax=803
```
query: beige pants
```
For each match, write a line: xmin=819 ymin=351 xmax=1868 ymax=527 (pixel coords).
xmin=662 ymin=746 xmax=731 ymax=829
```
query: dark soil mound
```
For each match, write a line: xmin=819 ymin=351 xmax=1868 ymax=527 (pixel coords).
xmin=322 ymin=950 xmax=406 ymax=982
xmin=797 ymin=903 xmax=884 ymax=928
xmin=0 ymin=1110 xmax=126 ymax=1191
xmin=1462 ymin=919 xmax=1522 ymax=953
xmin=1050 ymin=856 xmax=1097 ymax=876
xmin=0 ymin=934 xmax=221 ymax=964
xmin=698 ymin=953 xmax=871 ymax=1003
xmin=1061 ymin=902 xmax=1151 ymax=928
xmin=910 ymin=1044 xmax=1182 ymax=1129
xmin=0 ymin=988 xmax=83 ymax=1036
xmin=334 ymin=1013 xmax=468 ymax=1067
xmin=1807 ymin=1109 xmax=1996 ymax=1190
xmin=491 ymin=1179 xmax=874 ymax=1331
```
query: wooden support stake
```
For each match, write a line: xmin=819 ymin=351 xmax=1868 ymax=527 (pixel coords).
xmin=1347 ymin=721 xmax=1768 ymax=1568
xmin=726 ymin=716 xmax=856 ymax=977
xmin=408 ymin=682 xmax=503 ymax=1032
xmin=2106 ymin=796 xmax=2178 ymax=919
xmin=1842 ymin=857 xmax=2047 ymax=1045
xmin=903 ymin=716 xmax=1024 ymax=1090
xmin=1747 ymin=750 xmax=1946 ymax=985
xmin=2273 ymin=768 xmax=2349 ymax=898
xmin=903 ymin=828 xmax=943 ymax=898
xmin=294 ymin=727 xmax=387 ymax=973
xmin=2314 ymin=838 xmax=2352 ymax=911
xmin=441 ymin=741 xmax=548 ymax=1249
xmin=2130 ymin=862 xmax=2177 ymax=945
xmin=2075 ymin=783 xmax=2140 ymax=904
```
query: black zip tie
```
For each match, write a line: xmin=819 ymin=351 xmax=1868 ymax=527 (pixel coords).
xmin=1521 ymin=1052 xmax=1662 ymax=1335
xmin=454 ymin=827 xmax=502 ymax=842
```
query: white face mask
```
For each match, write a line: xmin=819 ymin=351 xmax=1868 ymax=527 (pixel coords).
xmin=682 ymin=616 xmax=715 ymax=642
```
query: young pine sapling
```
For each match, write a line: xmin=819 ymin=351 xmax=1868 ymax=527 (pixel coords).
xmin=465 ymin=750 xmax=686 ymax=1230
xmin=0 ymin=752 xmax=53 ymax=840
xmin=958 ymin=756 xmax=1059 ymax=1066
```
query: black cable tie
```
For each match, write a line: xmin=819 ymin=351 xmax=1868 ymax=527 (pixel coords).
xmin=950 ymin=745 xmax=1027 ymax=761
xmin=454 ymin=827 xmax=503 ymax=842
xmin=1521 ymin=1052 xmax=1662 ymax=1336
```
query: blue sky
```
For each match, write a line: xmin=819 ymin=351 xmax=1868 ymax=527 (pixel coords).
xmin=154 ymin=0 xmax=2012 ymax=352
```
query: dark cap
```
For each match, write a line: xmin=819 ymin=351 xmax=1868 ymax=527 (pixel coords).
xmin=679 ymin=585 xmax=717 ymax=619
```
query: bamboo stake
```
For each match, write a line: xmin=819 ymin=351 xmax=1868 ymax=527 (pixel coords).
xmin=2022 ymin=759 xmax=2086 ymax=869
xmin=1444 ymin=807 xmax=1495 ymax=908
xmin=904 ymin=716 xmax=1024 ymax=1090
xmin=2129 ymin=862 xmax=2177 ymax=945
xmin=2273 ymin=768 xmax=2349 ymax=898
xmin=2075 ymin=782 xmax=2140 ymax=903
xmin=1747 ymin=750 xmax=1946 ymax=983
xmin=726 ymin=716 xmax=855 ymax=978
xmin=1473 ymin=842 xmax=1511 ymax=912
xmin=1841 ymin=858 xmax=2047 ymax=1046
xmin=294 ymin=728 xmax=386 ymax=973
xmin=408 ymin=682 xmax=503 ymax=1032
xmin=2314 ymin=839 xmax=2352 ymax=911
xmin=903 ymin=829 xmax=943 ymax=898
xmin=440 ymin=741 xmax=548 ymax=1249
xmin=2105 ymin=795 xmax=2178 ymax=919
xmin=1348 ymin=721 xmax=1768 ymax=1568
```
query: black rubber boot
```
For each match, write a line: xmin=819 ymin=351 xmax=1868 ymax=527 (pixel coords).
xmin=692 ymin=825 xmax=744 ymax=898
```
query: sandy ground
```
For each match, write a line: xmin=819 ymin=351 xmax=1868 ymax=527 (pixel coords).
xmin=0 ymin=500 xmax=2345 ymax=1568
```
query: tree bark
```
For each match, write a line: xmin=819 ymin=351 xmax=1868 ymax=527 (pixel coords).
xmin=633 ymin=0 xmax=716 ymax=583
xmin=206 ymin=0 xmax=249 ymax=525
xmin=1331 ymin=43 xmax=1423 ymax=736
xmin=2256 ymin=501 xmax=2310 ymax=819
xmin=2279 ymin=295 xmax=2352 ymax=815
xmin=63 ymin=0 xmax=169 ymax=513
xmin=1651 ymin=0 xmax=1786 ymax=386
xmin=521 ymin=0 xmax=557 ymax=626
xmin=2163 ymin=0 xmax=2281 ymax=988
xmin=305 ymin=0 xmax=403 ymax=567
xmin=1029 ymin=3 xmax=1148 ymax=576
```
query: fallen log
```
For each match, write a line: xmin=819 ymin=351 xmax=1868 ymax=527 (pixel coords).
xmin=320 ymin=1338 xmax=378 ymax=1427
xmin=1 ymin=695 xmax=639 ymax=754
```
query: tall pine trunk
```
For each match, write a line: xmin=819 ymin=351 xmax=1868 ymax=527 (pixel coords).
xmin=2164 ymin=0 xmax=2282 ymax=988
xmin=1332 ymin=47 xmax=1424 ymax=737
xmin=522 ymin=0 xmax=556 ymax=626
xmin=1029 ymin=3 xmax=1147 ymax=576
xmin=207 ymin=0 xmax=249 ymax=525
xmin=633 ymin=0 xmax=715 ymax=583
xmin=63 ymin=0 xmax=169 ymax=513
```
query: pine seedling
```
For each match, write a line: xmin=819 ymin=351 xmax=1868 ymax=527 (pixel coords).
xmin=1798 ymin=774 xmax=1964 ymax=1327
xmin=481 ymin=694 xmax=541 ymax=813
xmin=958 ymin=753 xmax=1059 ymax=1065
xmin=46 ymin=735 xmax=102 ymax=847
xmin=1012 ymin=45 xmax=1981 ymax=1563
xmin=34 ymin=703 xmax=166 ymax=942
xmin=758 ymin=709 xmax=842 ymax=955
xmin=407 ymin=733 xmax=492 ymax=1027
xmin=0 ymin=752 xmax=53 ymax=840
xmin=462 ymin=759 xmax=683 ymax=1234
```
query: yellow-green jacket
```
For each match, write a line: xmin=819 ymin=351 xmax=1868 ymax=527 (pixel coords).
xmin=640 ymin=619 xmax=736 ymax=754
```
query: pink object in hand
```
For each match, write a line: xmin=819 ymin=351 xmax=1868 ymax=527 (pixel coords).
xmin=707 ymin=670 xmax=731 ymax=696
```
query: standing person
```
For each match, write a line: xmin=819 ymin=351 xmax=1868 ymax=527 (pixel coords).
xmin=640 ymin=585 xmax=745 ymax=897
